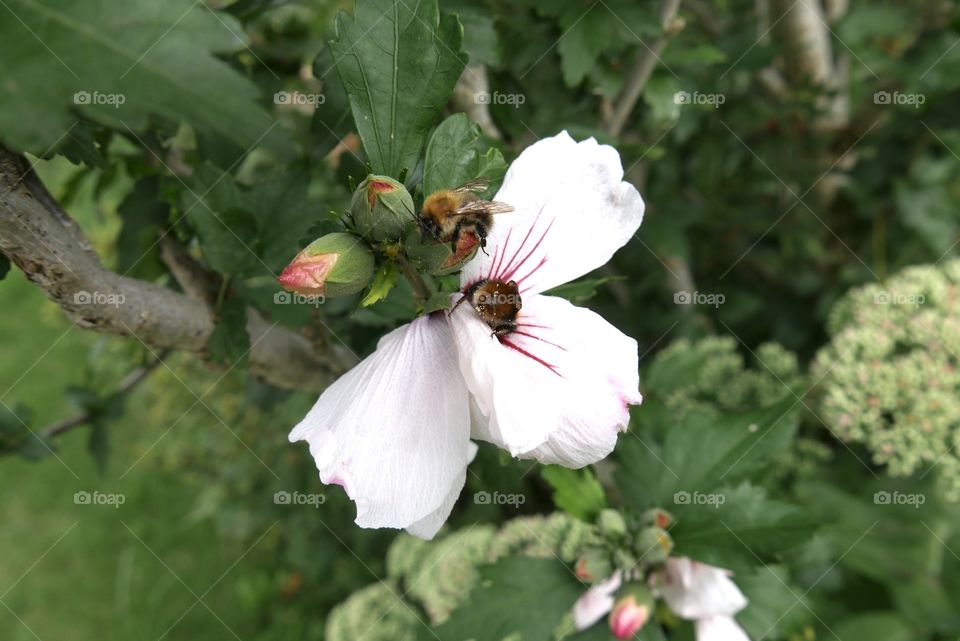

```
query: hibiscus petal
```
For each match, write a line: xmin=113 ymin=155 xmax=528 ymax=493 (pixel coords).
xmin=658 ymin=558 xmax=748 ymax=619
xmin=289 ymin=314 xmax=472 ymax=537
xmin=449 ymin=293 xmax=641 ymax=464
xmin=695 ymin=615 xmax=751 ymax=641
xmin=406 ymin=442 xmax=478 ymax=539
xmin=573 ymin=572 xmax=622 ymax=630
xmin=461 ymin=131 xmax=644 ymax=295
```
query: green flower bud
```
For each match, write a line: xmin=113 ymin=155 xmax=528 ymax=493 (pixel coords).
xmin=634 ymin=527 xmax=673 ymax=564
xmin=351 ymin=175 xmax=415 ymax=242
xmin=403 ymin=225 xmax=479 ymax=275
xmin=640 ymin=508 xmax=674 ymax=530
xmin=597 ymin=509 xmax=628 ymax=541
xmin=278 ymin=232 xmax=374 ymax=298
xmin=574 ymin=548 xmax=613 ymax=583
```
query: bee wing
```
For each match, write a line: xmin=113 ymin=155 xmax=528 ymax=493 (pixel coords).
xmin=452 ymin=177 xmax=491 ymax=193
xmin=452 ymin=200 xmax=515 ymax=216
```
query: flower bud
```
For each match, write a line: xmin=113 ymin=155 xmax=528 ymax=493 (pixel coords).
xmin=641 ymin=508 xmax=674 ymax=530
xmin=608 ymin=584 xmax=654 ymax=640
xmin=278 ymin=233 xmax=374 ymax=297
xmin=597 ymin=508 xmax=628 ymax=541
xmin=575 ymin=548 xmax=613 ymax=583
xmin=634 ymin=527 xmax=674 ymax=564
xmin=404 ymin=225 xmax=479 ymax=275
xmin=351 ymin=175 xmax=415 ymax=242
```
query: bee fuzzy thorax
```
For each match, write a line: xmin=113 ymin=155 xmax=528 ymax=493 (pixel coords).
xmin=454 ymin=278 xmax=522 ymax=336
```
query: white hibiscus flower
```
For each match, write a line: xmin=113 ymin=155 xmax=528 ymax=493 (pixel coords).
xmin=289 ymin=131 xmax=644 ymax=539
xmin=655 ymin=557 xmax=751 ymax=641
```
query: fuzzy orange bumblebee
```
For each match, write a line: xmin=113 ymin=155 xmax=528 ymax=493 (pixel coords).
xmin=418 ymin=178 xmax=514 ymax=253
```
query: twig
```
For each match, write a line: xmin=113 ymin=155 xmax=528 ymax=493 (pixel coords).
xmin=605 ymin=0 xmax=684 ymax=138
xmin=395 ymin=254 xmax=432 ymax=305
xmin=40 ymin=352 xmax=169 ymax=439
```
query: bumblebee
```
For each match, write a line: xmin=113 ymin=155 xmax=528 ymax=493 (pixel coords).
xmin=451 ymin=278 xmax=522 ymax=336
xmin=418 ymin=178 xmax=514 ymax=254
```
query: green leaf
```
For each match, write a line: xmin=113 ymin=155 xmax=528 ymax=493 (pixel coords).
xmin=667 ymin=483 xmax=812 ymax=571
xmin=87 ymin=422 xmax=109 ymax=474
xmin=616 ymin=400 xmax=799 ymax=511
xmin=435 ymin=556 xmax=582 ymax=641
xmin=541 ymin=466 xmax=607 ymax=521
xmin=832 ymin=613 xmax=914 ymax=641
xmin=0 ymin=0 xmax=288 ymax=155
xmin=208 ymin=297 xmax=250 ymax=367
xmin=117 ymin=176 xmax=168 ymax=280
xmin=183 ymin=164 xmax=315 ymax=278
xmin=360 ymin=261 xmax=400 ymax=307
xmin=423 ymin=113 xmax=507 ymax=196
xmin=737 ymin=565 xmax=810 ymax=640
xmin=330 ymin=0 xmax=468 ymax=178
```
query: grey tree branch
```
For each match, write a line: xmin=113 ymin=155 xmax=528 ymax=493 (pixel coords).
xmin=605 ymin=0 xmax=684 ymax=138
xmin=0 ymin=146 xmax=350 ymax=394
xmin=452 ymin=65 xmax=502 ymax=140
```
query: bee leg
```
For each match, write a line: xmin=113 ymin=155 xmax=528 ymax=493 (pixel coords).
xmin=475 ymin=222 xmax=490 ymax=256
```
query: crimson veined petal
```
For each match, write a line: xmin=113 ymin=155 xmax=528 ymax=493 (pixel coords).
xmin=289 ymin=314 xmax=472 ymax=539
xmin=448 ymin=293 xmax=641 ymax=465
xmin=656 ymin=558 xmax=749 ymax=619
xmin=461 ymin=131 xmax=644 ymax=295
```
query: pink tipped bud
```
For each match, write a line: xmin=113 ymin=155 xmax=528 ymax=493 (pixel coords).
xmin=278 ymin=233 xmax=374 ymax=298
xmin=278 ymin=252 xmax=338 ymax=295
xmin=608 ymin=596 xmax=650 ymax=640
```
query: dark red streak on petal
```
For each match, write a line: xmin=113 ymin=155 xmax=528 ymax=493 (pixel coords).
xmin=488 ymin=227 xmax=513 ymax=280
xmin=500 ymin=337 xmax=563 ymax=377
xmin=494 ymin=204 xmax=547 ymax=281
xmin=501 ymin=217 xmax=555 ymax=284
xmin=513 ymin=330 xmax=568 ymax=351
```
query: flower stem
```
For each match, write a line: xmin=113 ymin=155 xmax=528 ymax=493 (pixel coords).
xmin=395 ymin=254 xmax=432 ymax=305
